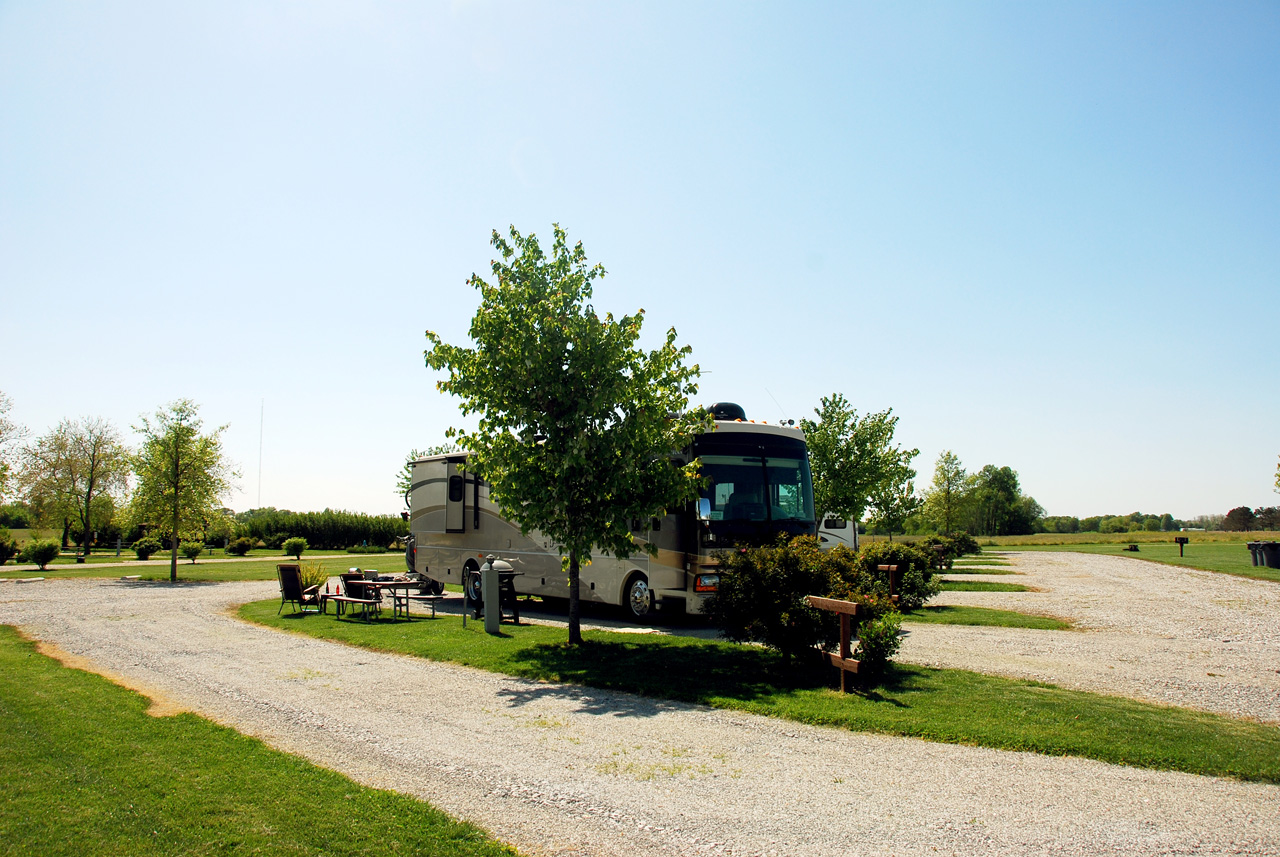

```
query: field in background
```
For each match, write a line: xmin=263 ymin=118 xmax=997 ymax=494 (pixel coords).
xmin=864 ymin=531 xmax=1279 ymax=547
xmin=995 ymin=541 xmax=1279 ymax=583
xmin=0 ymin=555 xmax=398 ymax=582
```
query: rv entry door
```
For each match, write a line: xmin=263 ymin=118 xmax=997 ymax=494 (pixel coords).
xmin=445 ymin=458 xmax=466 ymax=533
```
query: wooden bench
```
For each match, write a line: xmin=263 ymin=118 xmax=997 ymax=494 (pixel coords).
xmin=393 ymin=592 xmax=445 ymax=619
xmin=806 ymin=595 xmax=863 ymax=692
xmin=327 ymin=594 xmax=380 ymax=621
xmin=330 ymin=573 xmax=381 ymax=621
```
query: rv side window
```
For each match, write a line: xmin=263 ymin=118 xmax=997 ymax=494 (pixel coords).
xmin=448 ymin=475 xmax=464 ymax=502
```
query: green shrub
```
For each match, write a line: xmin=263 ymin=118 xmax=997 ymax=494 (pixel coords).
xmin=921 ymin=532 xmax=983 ymax=562
xmin=226 ymin=537 xmax=254 ymax=557
xmin=706 ymin=536 xmax=843 ymax=659
xmin=0 ymin=528 xmax=17 ymax=566
xmin=180 ymin=542 xmax=204 ymax=563
xmin=19 ymin=539 xmax=61 ymax=570
xmin=849 ymin=541 xmax=939 ymax=611
xmin=346 ymin=545 xmax=388 ymax=554
xmin=282 ymin=537 xmax=308 ymax=560
xmin=298 ymin=561 xmax=329 ymax=590
xmin=132 ymin=537 xmax=163 ymax=561
xmin=855 ymin=611 xmax=903 ymax=677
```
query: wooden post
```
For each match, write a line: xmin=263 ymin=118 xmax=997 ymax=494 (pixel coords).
xmin=806 ymin=595 xmax=862 ymax=692
xmin=877 ymin=564 xmax=902 ymax=605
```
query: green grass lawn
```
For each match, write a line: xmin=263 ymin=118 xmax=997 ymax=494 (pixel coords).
xmin=901 ymin=605 xmax=1071 ymax=630
xmin=0 ymin=554 xmax=397 ymax=582
xmin=240 ymin=600 xmax=1280 ymax=782
xmin=938 ymin=579 xmax=1029 ymax=592
xmin=939 ymin=565 xmax=1017 ymax=575
xmin=952 ymin=557 xmax=1011 ymax=567
xmin=1001 ymin=542 xmax=1280 ymax=584
xmin=0 ymin=625 xmax=513 ymax=857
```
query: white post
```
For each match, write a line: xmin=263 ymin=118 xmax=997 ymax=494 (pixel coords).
xmin=482 ymin=554 xmax=500 ymax=634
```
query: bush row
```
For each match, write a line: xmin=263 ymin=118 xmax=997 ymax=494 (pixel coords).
xmin=234 ymin=508 xmax=407 ymax=550
xmin=705 ymin=536 xmax=948 ymax=681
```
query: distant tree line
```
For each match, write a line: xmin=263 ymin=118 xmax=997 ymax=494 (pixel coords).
xmin=0 ymin=391 xmax=407 ymax=572
xmin=234 ymin=507 xmax=407 ymax=550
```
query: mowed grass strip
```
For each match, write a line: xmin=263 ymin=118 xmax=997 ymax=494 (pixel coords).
xmin=241 ymin=601 xmax=1280 ymax=782
xmin=939 ymin=579 xmax=1029 ymax=592
xmin=901 ymin=605 xmax=1072 ymax=630
xmin=0 ymin=625 xmax=513 ymax=857
xmin=1001 ymin=542 xmax=1280 ymax=584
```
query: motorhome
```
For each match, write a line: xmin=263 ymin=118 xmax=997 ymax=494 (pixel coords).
xmin=404 ymin=403 xmax=855 ymax=619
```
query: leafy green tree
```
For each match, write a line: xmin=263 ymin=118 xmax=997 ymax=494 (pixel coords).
xmin=18 ymin=418 xmax=130 ymax=559
xmin=131 ymin=400 xmax=236 ymax=582
xmin=0 ymin=391 xmax=26 ymax=502
xmin=180 ymin=541 xmax=204 ymax=563
xmin=922 ymin=450 xmax=967 ymax=533
xmin=425 ymin=224 xmax=708 ymax=644
xmin=282 ymin=536 xmax=308 ymax=559
xmin=1255 ymin=506 xmax=1280 ymax=531
xmin=800 ymin=394 xmax=918 ymax=529
xmin=1160 ymin=513 xmax=1178 ymax=532
xmin=867 ymin=463 xmax=921 ymax=542
xmin=1222 ymin=506 xmax=1256 ymax=532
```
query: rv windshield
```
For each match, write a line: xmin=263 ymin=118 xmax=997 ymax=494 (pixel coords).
xmin=694 ymin=435 xmax=814 ymax=525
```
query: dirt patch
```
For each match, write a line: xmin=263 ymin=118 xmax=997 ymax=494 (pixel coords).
xmin=29 ymin=632 xmax=191 ymax=717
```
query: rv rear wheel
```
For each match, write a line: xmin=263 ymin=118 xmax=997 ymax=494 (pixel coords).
xmin=625 ymin=574 xmax=652 ymax=620
xmin=463 ymin=562 xmax=483 ymax=603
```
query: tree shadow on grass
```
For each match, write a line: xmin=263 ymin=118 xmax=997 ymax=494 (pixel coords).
xmin=504 ymin=637 xmax=835 ymax=709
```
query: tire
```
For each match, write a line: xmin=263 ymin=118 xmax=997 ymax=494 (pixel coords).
xmin=425 ymin=578 xmax=444 ymax=596
xmin=625 ymin=573 xmax=652 ymax=620
xmin=463 ymin=562 xmax=483 ymax=603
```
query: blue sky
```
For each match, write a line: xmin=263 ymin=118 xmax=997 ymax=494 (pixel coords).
xmin=2 ymin=1 xmax=1277 ymax=519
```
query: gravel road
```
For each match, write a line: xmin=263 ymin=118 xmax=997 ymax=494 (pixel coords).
xmin=899 ymin=551 xmax=1280 ymax=724
xmin=2 ymin=553 xmax=1278 ymax=856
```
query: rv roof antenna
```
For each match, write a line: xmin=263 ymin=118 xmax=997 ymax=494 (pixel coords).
xmin=764 ymin=387 xmax=789 ymax=424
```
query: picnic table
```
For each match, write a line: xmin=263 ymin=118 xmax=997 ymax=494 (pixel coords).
xmin=364 ymin=579 xmax=445 ymax=619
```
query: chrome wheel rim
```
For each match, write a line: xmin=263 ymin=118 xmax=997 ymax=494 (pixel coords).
xmin=628 ymin=579 xmax=651 ymax=617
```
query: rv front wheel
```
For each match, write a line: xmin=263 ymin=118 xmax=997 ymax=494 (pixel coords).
xmin=626 ymin=574 xmax=652 ymax=620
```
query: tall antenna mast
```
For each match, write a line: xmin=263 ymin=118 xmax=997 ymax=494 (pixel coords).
xmin=257 ymin=398 xmax=264 ymax=508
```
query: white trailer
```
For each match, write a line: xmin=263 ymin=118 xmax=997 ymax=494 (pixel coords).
xmin=404 ymin=404 xmax=822 ymax=619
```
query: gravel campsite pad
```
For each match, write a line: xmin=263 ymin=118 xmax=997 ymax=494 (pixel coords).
xmin=3 ymin=554 xmax=1279 ymax=856
xmin=901 ymin=551 xmax=1280 ymax=725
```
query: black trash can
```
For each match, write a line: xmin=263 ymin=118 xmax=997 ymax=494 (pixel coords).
xmin=1247 ymin=541 xmax=1263 ymax=566
xmin=1259 ymin=542 xmax=1280 ymax=569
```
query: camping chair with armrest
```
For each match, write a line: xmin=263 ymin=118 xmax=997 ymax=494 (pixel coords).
xmin=277 ymin=564 xmax=321 ymax=615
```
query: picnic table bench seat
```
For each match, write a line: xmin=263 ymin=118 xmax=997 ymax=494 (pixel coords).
xmin=330 ymin=573 xmax=382 ymax=622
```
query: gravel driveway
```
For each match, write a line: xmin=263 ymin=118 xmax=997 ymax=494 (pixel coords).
xmin=2 ymin=557 xmax=1278 ymax=856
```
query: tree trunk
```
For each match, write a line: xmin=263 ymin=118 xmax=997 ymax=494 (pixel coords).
xmin=61 ymin=517 xmax=70 ymax=549
xmin=170 ymin=447 xmax=180 ymax=583
xmin=567 ymin=548 xmax=582 ymax=645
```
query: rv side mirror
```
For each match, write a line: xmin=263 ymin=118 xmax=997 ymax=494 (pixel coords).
xmin=697 ymin=498 xmax=712 ymax=520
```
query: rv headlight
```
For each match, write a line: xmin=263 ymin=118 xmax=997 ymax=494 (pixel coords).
xmin=694 ymin=574 xmax=720 ymax=593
